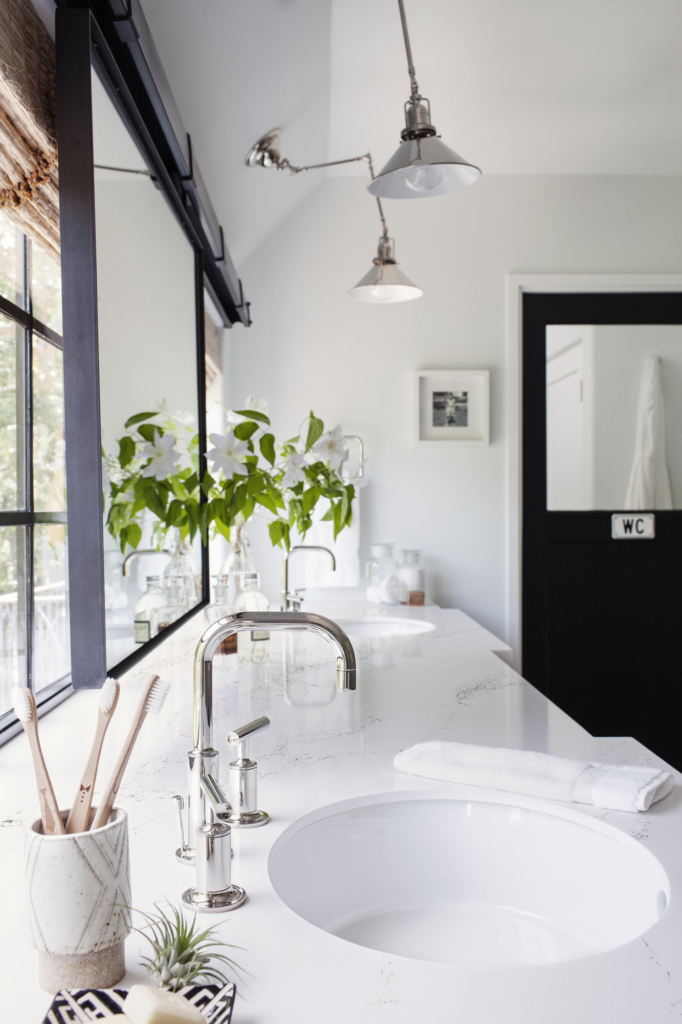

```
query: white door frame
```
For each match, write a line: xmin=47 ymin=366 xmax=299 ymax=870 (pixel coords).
xmin=505 ymin=273 xmax=682 ymax=672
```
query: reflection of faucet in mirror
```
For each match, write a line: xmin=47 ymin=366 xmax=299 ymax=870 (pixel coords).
xmin=121 ymin=548 xmax=170 ymax=577
xmin=184 ymin=611 xmax=356 ymax=859
xmin=281 ymin=545 xmax=336 ymax=610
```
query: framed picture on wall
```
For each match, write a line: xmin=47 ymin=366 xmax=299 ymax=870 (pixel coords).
xmin=414 ymin=370 xmax=490 ymax=447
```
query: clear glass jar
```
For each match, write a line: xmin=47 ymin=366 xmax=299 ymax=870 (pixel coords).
xmin=163 ymin=529 xmax=202 ymax=607
xmin=206 ymin=573 xmax=238 ymax=657
xmin=234 ymin=571 xmax=270 ymax=663
xmin=397 ymin=549 xmax=425 ymax=604
xmin=153 ymin=575 xmax=186 ymax=634
xmin=133 ymin=575 xmax=167 ymax=643
xmin=365 ymin=543 xmax=400 ymax=605
xmin=219 ymin=518 xmax=257 ymax=607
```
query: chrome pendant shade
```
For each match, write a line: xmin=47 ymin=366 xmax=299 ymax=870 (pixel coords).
xmin=348 ymin=237 xmax=423 ymax=304
xmin=368 ymin=133 xmax=481 ymax=200
xmin=368 ymin=2 xmax=481 ymax=201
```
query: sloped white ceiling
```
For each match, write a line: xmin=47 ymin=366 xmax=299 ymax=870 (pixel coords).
xmin=330 ymin=0 xmax=682 ymax=177
xmin=142 ymin=0 xmax=682 ymax=267
xmin=140 ymin=0 xmax=333 ymax=269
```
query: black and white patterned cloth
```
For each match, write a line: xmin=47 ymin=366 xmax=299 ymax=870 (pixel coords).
xmin=42 ymin=982 xmax=236 ymax=1024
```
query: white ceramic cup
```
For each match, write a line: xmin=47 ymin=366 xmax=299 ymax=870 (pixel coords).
xmin=25 ymin=807 xmax=132 ymax=992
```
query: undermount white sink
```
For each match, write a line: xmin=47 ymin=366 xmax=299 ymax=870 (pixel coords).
xmin=334 ymin=617 xmax=435 ymax=638
xmin=268 ymin=792 xmax=669 ymax=967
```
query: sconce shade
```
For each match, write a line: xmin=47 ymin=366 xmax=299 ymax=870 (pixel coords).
xmin=367 ymin=135 xmax=481 ymax=200
xmin=347 ymin=259 xmax=423 ymax=304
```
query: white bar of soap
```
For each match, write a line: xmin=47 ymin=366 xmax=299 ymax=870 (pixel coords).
xmin=124 ymin=985 xmax=204 ymax=1024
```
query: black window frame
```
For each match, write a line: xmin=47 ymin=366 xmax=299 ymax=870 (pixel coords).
xmin=55 ymin=4 xmax=249 ymax=691
xmin=0 ymin=229 xmax=71 ymax=745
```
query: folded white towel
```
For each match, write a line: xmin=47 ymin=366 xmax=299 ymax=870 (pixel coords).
xmin=394 ymin=741 xmax=673 ymax=813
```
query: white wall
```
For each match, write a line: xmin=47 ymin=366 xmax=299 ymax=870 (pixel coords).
xmin=230 ymin=174 xmax=682 ymax=642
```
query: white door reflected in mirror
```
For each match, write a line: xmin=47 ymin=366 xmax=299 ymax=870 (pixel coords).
xmin=546 ymin=324 xmax=682 ymax=510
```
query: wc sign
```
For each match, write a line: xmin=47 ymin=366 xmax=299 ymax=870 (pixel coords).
xmin=611 ymin=513 xmax=655 ymax=539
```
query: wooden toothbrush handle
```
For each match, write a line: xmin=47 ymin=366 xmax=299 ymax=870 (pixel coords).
xmin=66 ymin=715 xmax=108 ymax=834
xmin=91 ymin=676 xmax=158 ymax=830
xmin=26 ymin=727 xmax=64 ymax=835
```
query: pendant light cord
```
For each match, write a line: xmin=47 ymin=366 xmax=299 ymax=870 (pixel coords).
xmin=397 ymin=0 xmax=420 ymax=100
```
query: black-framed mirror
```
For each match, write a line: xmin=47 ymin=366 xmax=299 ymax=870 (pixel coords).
xmin=55 ymin=4 xmax=250 ymax=688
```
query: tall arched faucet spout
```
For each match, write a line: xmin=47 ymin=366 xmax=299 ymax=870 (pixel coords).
xmin=186 ymin=611 xmax=356 ymax=855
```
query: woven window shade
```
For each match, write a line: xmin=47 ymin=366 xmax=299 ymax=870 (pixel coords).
xmin=0 ymin=0 xmax=59 ymax=262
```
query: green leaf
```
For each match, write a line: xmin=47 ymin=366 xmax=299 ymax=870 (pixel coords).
xmin=302 ymin=486 xmax=319 ymax=514
xmin=126 ymin=522 xmax=142 ymax=550
xmin=118 ymin=435 xmax=136 ymax=469
xmin=304 ymin=411 xmax=324 ymax=451
xmin=233 ymin=408 xmax=270 ymax=425
xmin=333 ymin=500 xmax=344 ymax=540
xmin=255 ymin=492 xmax=278 ymax=515
xmin=201 ymin=471 xmax=215 ymax=497
xmin=246 ymin=473 xmax=265 ymax=497
xmin=234 ymin=420 xmax=259 ymax=441
xmin=215 ymin=518 xmax=231 ymax=541
xmin=259 ymin=432 xmax=276 ymax=466
xmin=241 ymin=497 xmax=255 ymax=520
xmin=138 ymin=423 xmax=162 ymax=443
xmin=124 ymin=411 xmax=158 ymax=429
xmin=145 ymin=484 xmax=167 ymax=520
xmin=268 ymin=519 xmax=285 ymax=547
xmin=320 ymin=506 xmax=334 ymax=522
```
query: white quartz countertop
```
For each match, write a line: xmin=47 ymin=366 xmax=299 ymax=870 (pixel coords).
xmin=3 ymin=604 xmax=682 ymax=1023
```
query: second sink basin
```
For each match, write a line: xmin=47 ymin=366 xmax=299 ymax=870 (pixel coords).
xmin=268 ymin=792 xmax=669 ymax=967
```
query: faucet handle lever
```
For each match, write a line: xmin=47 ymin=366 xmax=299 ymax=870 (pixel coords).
xmin=227 ymin=716 xmax=270 ymax=761
xmin=172 ymin=794 xmax=194 ymax=865
xmin=200 ymin=773 xmax=232 ymax=818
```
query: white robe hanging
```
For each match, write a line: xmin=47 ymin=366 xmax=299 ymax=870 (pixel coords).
xmin=624 ymin=355 xmax=672 ymax=510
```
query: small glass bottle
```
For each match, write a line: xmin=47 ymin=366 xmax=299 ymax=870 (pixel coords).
xmin=133 ymin=575 xmax=167 ymax=643
xmin=163 ymin=529 xmax=202 ymax=607
xmin=234 ymin=571 xmax=270 ymax=664
xmin=397 ymin=549 xmax=425 ymax=605
xmin=153 ymin=575 xmax=186 ymax=634
xmin=207 ymin=573 xmax=238 ymax=656
xmin=365 ymin=543 xmax=400 ymax=605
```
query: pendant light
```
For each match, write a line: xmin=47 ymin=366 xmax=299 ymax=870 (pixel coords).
xmin=367 ymin=0 xmax=481 ymax=200
xmin=245 ymin=132 xmax=423 ymax=303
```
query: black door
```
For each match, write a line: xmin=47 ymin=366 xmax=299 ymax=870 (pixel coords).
xmin=522 ymin=292 xmax=682 ymax=770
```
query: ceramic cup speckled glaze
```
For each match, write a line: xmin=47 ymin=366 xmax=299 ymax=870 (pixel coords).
xmin=25 ymin=807 xmax=132 ymax=992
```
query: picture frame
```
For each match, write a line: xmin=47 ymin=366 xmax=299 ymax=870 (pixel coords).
xmin=414 ymin=370 xmax=490 ymax=447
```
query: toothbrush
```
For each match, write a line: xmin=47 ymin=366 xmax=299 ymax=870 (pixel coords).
xmin=90 ymin=675 xmax=170 ymax=831
xmin=65 ymin=678 xmax=120 ymax=834
xmin=12 ymin=686 xmax=65 ymax=835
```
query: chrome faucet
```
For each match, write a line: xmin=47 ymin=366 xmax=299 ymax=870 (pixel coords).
xmin=121 ymin=548 xmax=169 ymax=577
xmin=281 ymin=545 xmax=336 ymax=610
xmin=183 ymin=611 xmax=356 ymax=861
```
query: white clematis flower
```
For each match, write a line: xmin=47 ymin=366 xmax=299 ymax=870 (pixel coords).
xmin=281 ymin=452 xmax=306 ymax=489
xmin=313 ymin=425 xmax=349 ymax=474
xmin=207 ymin=430 xmax=249 ymax=478
xmin=141 ymin=433 xmax=180 ymax=480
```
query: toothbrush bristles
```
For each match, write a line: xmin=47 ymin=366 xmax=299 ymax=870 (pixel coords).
xmin=99 ymin=677 xmax=119 ymax=714
xmin=12 ymin=686 xmax=33 ymax=722
xmin=145 ymin=678 xmax=170 ymax=715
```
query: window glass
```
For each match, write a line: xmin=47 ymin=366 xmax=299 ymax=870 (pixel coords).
xmin=0 ymin=313 xmax=25 ymax=510
xmin=0 ymin=526 xmax=26 ymax=712
xmin=0 ymin=210 xmax=22 ymax=308
xmin=33 ymin=335 xmax=65 ymax=511
xmin=32 ymin=242 xmax=62 ymax=334
xmin=33 ymin=524 xmax=70 ymax=691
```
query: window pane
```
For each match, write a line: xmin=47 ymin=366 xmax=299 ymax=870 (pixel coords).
xmin=33 ymin=335 xmax=65 ymax=511
xmin=0 ymin=210 xmax=22 ymax=308
xmin=0 ymin=314 xmax=26 ymax=510
xmin=33 ymin=524 xmax=70 ymax=691
xmin=32 ymin=242 xmax=62 ymax=334
xmin=0 ymin=526 xmax=27 ymax=714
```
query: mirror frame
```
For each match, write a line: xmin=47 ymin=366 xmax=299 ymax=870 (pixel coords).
xmin=55 ymin=5 xmax=250 ymax=688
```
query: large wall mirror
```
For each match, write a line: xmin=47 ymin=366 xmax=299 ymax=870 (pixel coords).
xmin=55 ymin=6 xmax=249 ymax=688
